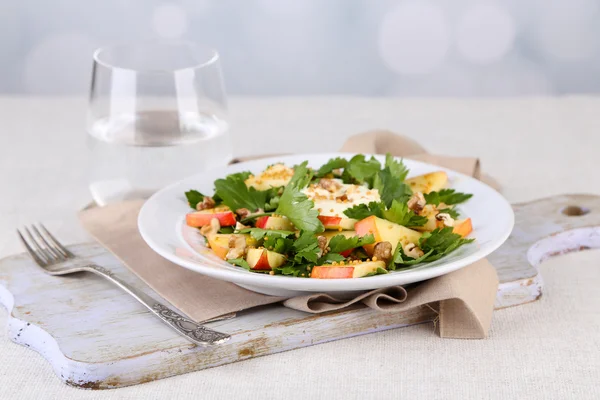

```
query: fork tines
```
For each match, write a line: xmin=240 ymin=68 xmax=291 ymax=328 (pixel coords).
xmin=17 ymin=224 xmax=73 ymax=266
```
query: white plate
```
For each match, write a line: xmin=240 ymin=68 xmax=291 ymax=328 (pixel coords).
xmin=138 ymin=153 xmax=513 ymax=297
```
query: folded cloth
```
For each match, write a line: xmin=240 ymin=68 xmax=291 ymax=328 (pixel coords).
xmin=79 ymin=131 xmax=500 ymax=339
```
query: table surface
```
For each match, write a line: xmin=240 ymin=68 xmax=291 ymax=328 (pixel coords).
xmin=1 ymin=96 xmax=599 ymax=399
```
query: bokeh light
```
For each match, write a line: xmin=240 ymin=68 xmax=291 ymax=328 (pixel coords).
xmin=378 ymin=1 xmax=449 ymax=75
xmin=457 ymin=3 xmax=516 ymax=65
xmin=152 ymin=3 xmax=189 ymax=39
xmin=23 ymin=33 xmax=97 ymax=94
xmin=532 ymin=0 xmax=600 ymax=61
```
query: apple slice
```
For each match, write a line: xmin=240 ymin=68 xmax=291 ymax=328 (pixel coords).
xmin=186 ymin=206 xmax=236 ymax=227
xmin=354 ymin=216 xmax=421 ymax=255
xmin=405 ymin=171 xmax=448 ymax=194
xmin=207 ymin=234 xmax=259 ymax=260
xmin=311 ymin=260 xmax=386 ymax=279
xmin=317 ymin=215 xmax=357 ymax=230
xmin=453 ymin=218 xmax=472 ymax=237
xmin=246 ymin=248 xmax=286 ymax=271
xmin=414 ymin=204 xmax=441 ymax=232
xmin=255 ymin=215 xmax=295 ymax=230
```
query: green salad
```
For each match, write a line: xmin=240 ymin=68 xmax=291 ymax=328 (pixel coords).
xmin=184 ymin=154 xmax=474 ymax=279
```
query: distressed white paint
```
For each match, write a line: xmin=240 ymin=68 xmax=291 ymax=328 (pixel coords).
xmin=489 ymin=194 xmax=600 ymax=308
xmin=1 ymin=194 xmax=599 ymax=389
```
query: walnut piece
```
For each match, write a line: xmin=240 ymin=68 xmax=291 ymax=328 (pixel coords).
xmin=403 ymin=243 xmax=424 ymax=259
xmin=336 ymin=194 xmax=348 ymax=202
xmin=235 ymin=208 xmax=251 ymax=219
xmin=373 ymin=241 xmax=393 ymax=264
xmin=407 ymin=192 xmax=426 ymax=214
xmin=317 ymin=235 xmax=328 ymax=254
xmin=235 ymin=208 xmax=264 ymax=220
xmin=318 ymin=178 xmax=342 ymax=193
xmin=436 ymin=212 xmax=455 ymax=227
xmin=195 ymin=196 xmax=216 ymax=211
xmin=225 ymin=235 xmax=247 ymax=260
xmin=200 ymin=218 xmax=220 ymax=236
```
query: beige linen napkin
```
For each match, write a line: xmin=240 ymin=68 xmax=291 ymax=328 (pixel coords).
xmin=79 ymin=131 xmax=500 ymax=339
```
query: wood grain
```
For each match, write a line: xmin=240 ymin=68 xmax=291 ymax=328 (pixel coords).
xmin=1 ymin=194 xmax=599 ymax=389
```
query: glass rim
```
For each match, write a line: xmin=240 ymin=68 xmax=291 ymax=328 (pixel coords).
xmin=92 ymin=41 xmax=220 ymax=73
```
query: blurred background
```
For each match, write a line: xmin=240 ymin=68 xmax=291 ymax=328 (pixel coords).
xmin=1 ymin=0 xmax=600 ymax=97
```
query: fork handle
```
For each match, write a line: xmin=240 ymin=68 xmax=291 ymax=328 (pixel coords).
xmin=84 ymin=264 xmax=230 ymax=346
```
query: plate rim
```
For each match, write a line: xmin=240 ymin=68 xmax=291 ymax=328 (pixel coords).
xmin=138 ymin=152 xmax=514 ymax=292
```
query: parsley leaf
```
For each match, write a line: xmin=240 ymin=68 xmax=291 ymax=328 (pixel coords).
xmin=226 ymin=171 xmax=253 ymax=181
xmin=214 ymin=175 xmax=268 ymax=212
xmin=276 ymin=162 xmax=324 ymax=233
xmin=439 ymin=207 xmax=460 ymax=219
xmin=185 ymin=190 xmax=205 ymax=209
xmin=343 ymin=201 xmax=385 ymax=220
xmin=227 ymin=258 xmax=251 ymax=270
xmin=424 ymin=189 xmax=473 ymax=206
xmin=292 ymin=231 xmax=321 ymax=263
xmin=383 ymin=199 xmax=428 ymax=227
xmin=272 ymin=263 xmax=311 ymax=277
xmin=373 ymin=167 xmax=412 ymax=208
xmin=391 ymin=227 xmax=474 ymax=268
xmin=237 ymin=228 xmax=295 ymax=241
xmin=363 ymin=267 xmax=389 ymax=277
xmin=316 ymin=157 xmax=348 ymax=177
xmin=384 ymin=154 xmax=409 ymax=182
xmin=218 ymin=226 xmax=235 ymax=234
xmin=343 ymin=155 xmax=381 ymax=186
xmin=264 ymin=235 xmax=294 ymax=254
xmin=317 ymin=252 xmax=346 ymax=264
xmin=263 ymin=187 xmax=282 ymax=212
xmin=418 ymin=227 xmax=474 ymax=261
xmin=393 ymin=246 xmax=434 ymax=266
xmin=264 ymin=195 xmax=281 ymax=211
xmin=327 ymin=234 xmax=375 ymax=253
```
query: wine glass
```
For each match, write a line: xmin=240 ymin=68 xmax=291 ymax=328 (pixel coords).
xmin=86 ymin=41 xmax=231 ymax=206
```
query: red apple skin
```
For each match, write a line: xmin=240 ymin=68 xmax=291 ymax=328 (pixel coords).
xmin=246 ymin=248 xmax=286 ymax=270
xmin=251 ymin=251 xmax=271 ymax=270
xmin=255 ymin=216 xmax=269 ymax=229
xmin=255 ymin=215 xmax=295 ymax=230
xmin=311 ymin=266 xmax=354 ymax=279
xmin=186 ymin=210 xmax=236 ymax=227
xmin=318 ymin=215 xmax=342 ymax=227
xmin=340 ymin=249 xmax=353 ymax=257
xmin=354 ymin=216 xmax=380 ymax=254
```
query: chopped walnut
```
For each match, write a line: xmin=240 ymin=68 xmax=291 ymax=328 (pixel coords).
xmin=236 ymin=208 xmax=264 ymax=220
xmin=403 ymin=243 xmax=424 ymax=259
xmin=200 ymin=218 xmax=220 ymax=236
xmin=317 ymin=235 xmax=328 ymax=254
xmin=436 ymin=212 xmax=455 ymax=227
xmin=195 ymin=196 xmax=216 ymax=211
xmin=318 ymin=178 xmax=342 ymax=193
xmin=336 ymin=194 xmax=348 ymax=202
xmin=225 ymin=235 xmax=247 ymax=260
xmin=235 ymin=208 xmax=251 ymax=219
xmin=373 ymin=241 xmax=393 ymax=264
xmin=407 ymin=192 xmax=426 ymax=214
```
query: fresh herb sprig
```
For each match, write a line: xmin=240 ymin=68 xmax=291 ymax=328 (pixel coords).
xmin=424 ymin=189 xmax=473 ymax=206
xmin=392 ymin=227 xmax=474 ymax=268
xmin=275 ymin=162 xmax=324 ymax=233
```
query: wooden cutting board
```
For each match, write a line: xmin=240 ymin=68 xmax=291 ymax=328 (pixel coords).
xmin=1 ymin=194 xmax=599 ymax=389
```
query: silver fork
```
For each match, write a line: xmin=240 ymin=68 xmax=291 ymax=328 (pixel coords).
xmin=17 ymin=224 xmax=230 ymax=346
